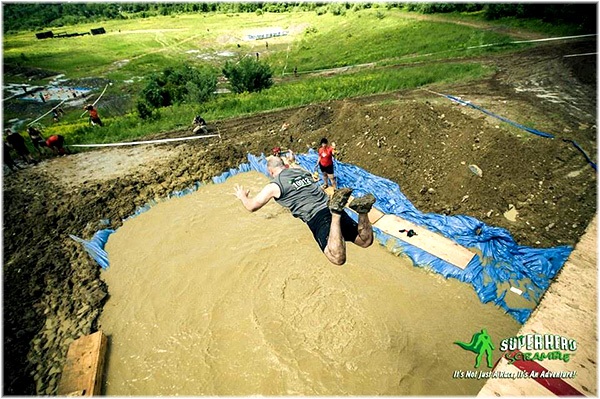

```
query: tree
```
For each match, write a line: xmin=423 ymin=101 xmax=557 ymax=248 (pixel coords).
xmin=222 ymin=57 xmax=274 ymax=94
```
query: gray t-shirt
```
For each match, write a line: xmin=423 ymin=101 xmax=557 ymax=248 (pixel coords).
xmin=272 ymin=168 xmax=329 ymax=223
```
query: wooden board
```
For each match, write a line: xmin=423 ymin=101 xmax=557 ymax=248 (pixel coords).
xmin=323 ymin=186 xmax=474 ymax=269
xmin=57 ymin=331 xmax=108 ymax=396
xmin=373 ymin=215 xmax=475 ymax=269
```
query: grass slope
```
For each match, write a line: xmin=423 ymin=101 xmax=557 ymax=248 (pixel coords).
xmin=3 ymin=9 xmax=540 ymax=146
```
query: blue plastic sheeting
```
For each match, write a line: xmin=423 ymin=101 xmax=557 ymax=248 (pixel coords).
xmin=69 ymin=229 xmax=114 ymax=270
xmin=248 ymin=151 xmax=572 ymax=324
xmin=212 ymin=163 xmax=252 ymax=184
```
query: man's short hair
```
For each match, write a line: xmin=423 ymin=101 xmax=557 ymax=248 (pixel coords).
xmin=320 ymin=137 xmax=328 ymax=145
xmin=267 ymin=155 xmax=285 ymax=169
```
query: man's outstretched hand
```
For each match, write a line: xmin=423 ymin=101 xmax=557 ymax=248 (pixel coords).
xmin=233 ymin=184 xmax=250 ymax=201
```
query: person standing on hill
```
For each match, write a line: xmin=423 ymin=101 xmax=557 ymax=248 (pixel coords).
xmin=5 ymin=129 xmax=37 ymax=165
xmin=234 ymin=156 xmax=376 ymax=265
xmin=3 ymin=142 xmax=21 ymax=171
xmin=315 ymin=137 xmax=336 ymax=190
xmin=84 ymin=104 xmax=103 ymax=127
xmin=27 ymin=126 xmax=47 ymax=155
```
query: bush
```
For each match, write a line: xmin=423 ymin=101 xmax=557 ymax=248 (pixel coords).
xmin=139 ymin=65 xmax=218 ymax=112
xmin=315 ymin=6 xmax=327 ymax=16
xmin=136 ymin=100 xmax=156 ymax=120
xmin=329 ymin=3 xmax=346 ymax=16
xmin=304 ymin=26 xmax=318 ymax=35
xmin=222 ymin=57 xmax=274 ymax=94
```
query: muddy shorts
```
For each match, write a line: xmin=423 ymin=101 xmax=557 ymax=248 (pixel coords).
xmin=306 ymin=207 xmax=358 ymax=252
xmin=319 ymin=163 xmax=334 ymax=175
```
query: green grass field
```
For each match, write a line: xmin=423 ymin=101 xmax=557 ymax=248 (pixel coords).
xmin=3 ymin=8 xmax=548 ymax=146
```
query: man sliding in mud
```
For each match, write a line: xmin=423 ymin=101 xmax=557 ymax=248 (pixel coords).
xmin=234 ymin=156 xmax=376 ymax=265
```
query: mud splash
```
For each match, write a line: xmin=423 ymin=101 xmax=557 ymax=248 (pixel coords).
xmin=99 ymin=172 xmax=519 ymax=395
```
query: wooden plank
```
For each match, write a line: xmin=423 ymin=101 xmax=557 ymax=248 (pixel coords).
xmin=58 ymin=331 xmax=108 ymax=396
xmin=373 ymin=215 xmax=475 ymax=269
xmin=364 ymin=205 xmax=385 ymax=225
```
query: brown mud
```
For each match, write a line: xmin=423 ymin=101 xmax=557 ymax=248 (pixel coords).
xmin=3 ymin=39 xmax=596 ymax=394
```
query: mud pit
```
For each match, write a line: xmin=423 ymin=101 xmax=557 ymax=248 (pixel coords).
xmin=3 ymin=39 xmax=596 ymax=395
xmin=99 ymin=172 xmax=519 ymax=395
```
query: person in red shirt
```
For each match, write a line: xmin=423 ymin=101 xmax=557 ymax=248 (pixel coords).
xmin=84 ymin=104 xmax=104 ymax=127
xmin=46 ymin=134 xmax=68 ymax=155
xmin=315 ymin=137 xmax=336 ymax=189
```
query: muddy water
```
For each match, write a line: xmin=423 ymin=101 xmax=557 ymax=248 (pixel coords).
xmin=98 ymin=171 xmax=520 ymax=395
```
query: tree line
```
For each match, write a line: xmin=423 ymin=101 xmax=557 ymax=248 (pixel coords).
xmin=4 ymin=3 xmax=596 ymax=34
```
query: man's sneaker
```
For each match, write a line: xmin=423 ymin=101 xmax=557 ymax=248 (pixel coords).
xmin=328 ymin=188 xmax=353 ymax=214
xmin=349 ymin=193 xmax=376 ymax=214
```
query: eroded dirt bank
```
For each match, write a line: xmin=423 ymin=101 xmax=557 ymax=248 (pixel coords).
xmin=3 ymin=39 xmax=596 ymax=394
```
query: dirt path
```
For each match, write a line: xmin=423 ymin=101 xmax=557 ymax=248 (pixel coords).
xmin=3 ymin=38 xmax=596 ymax=395
xmin=404 ymin=12 xmax=548 ymax=41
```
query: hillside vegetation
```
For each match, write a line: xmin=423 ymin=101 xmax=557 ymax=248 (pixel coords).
xmin=2 ymin=4 xmax=593 ymax=147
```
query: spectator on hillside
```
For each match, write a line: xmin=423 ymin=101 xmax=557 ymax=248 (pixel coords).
xmin=5 ymin=129 xmax=37 ymax=165
xmin=84 ymin=104 xmax=103 ymax=126
xmin=27 ymin=126 xmax=47 ymax=155
xmin=3 ymin=142 xmax=21 ymax=171
xmin=45 ymin=134 xmax=68 ymax=155
xmin=192 ymin=115 xmax=208 ymax=134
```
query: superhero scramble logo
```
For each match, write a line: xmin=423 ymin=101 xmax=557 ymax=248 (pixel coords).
xmin=452 ymin=330 xmax=579 ymax=381
xmin=500 ymin=334 xmax=577 ymax=364
xmin=454 ymin=329 xmax=495 ymax=368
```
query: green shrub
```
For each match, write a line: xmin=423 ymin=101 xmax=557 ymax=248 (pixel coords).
xmin=139 ymin=65 xmax=218 ymax=112
xmin=136 ymin=100 xmax=156 ymax=120
xmin=329 ymin=3 xmax=346 ymax=16
xmin=315 ymin=6 xmax=327 ymax=16
xmin=304 ymin=26 xmax=318 ymax=35
xmin=222 ymin=57 xmax=274 ymax=94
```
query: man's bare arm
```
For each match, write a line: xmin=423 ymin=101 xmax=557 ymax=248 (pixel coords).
xmin=233 ymin=183 xmax=281 ymax=212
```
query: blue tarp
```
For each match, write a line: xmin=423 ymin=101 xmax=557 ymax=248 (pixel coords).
xmin=72 ymin=151 xmax=572 ymax=324
xmin=69 ymin=229 xmax=114 ymax=270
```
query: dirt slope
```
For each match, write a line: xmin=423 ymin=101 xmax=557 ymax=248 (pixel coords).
xmin=3 ymin=38 xmax=596 ymax=394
